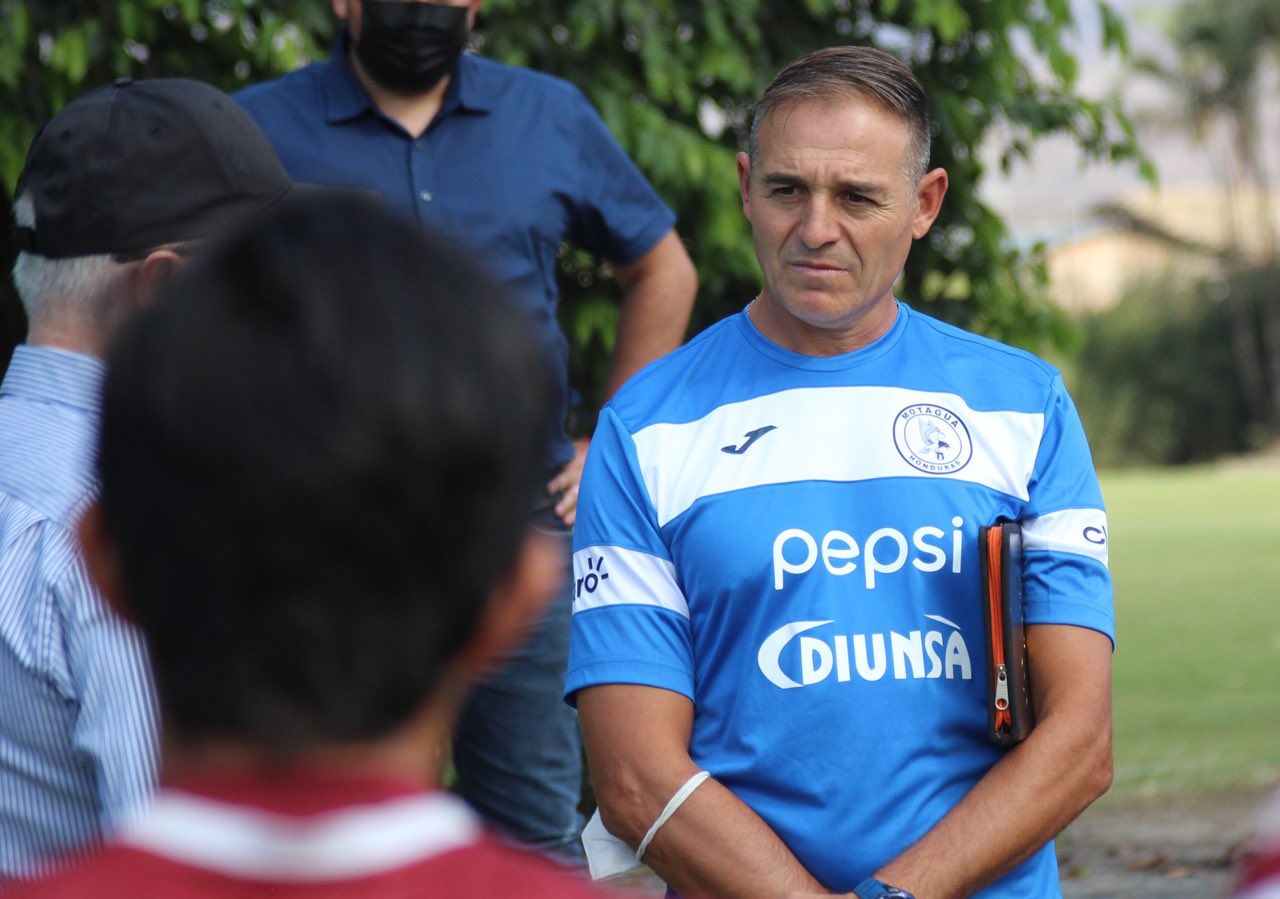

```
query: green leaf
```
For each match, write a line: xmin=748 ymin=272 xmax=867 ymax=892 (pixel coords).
xmin=914 ymin=0 xmax=971 ymax=44
xmin=0 ymin=5 xmax=29 ymax=89
xmin=1097 ymin=1 xmax=1129 ymax=54
xmin=118 ymin=2 xmax=140 ymax=39
xmin=51 ymin=26 xmax=90 ymax=83
xmin=1137 ymin=157 xmax=1159 ymax=187
xmin=1048 ymin=43 xmax=1079 ymax=84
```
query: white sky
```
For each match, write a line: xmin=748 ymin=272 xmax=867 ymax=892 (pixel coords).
xmin=978 ymin=0 xmax=1280 ymax=242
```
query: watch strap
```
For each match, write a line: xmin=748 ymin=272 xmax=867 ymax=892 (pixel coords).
xmin=853 ymin=876 xmax=916 ymax=899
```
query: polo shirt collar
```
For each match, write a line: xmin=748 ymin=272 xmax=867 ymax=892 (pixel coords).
xmin=321 ymin=34 xmax=378 ymax=123
xmin=321 ymin=35 xmax=494 ymax=124
xmin=119 ymin=777 xmax=483 ymax=882
xmin=447 ymin=53 xmax=497 ymax=115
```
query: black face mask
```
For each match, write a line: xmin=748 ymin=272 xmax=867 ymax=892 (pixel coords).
xmin=354 ymin=2 xmax=469 ymax=95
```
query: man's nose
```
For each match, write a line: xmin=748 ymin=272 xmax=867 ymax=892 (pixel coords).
xmin=795 ymin=195 xmax=840 ymax=249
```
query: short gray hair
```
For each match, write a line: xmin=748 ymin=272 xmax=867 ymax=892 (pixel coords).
xmin=747 ymin=45 xmax=933 ymax=186
xmin=12 ymin=193 xmax=122 ymax=335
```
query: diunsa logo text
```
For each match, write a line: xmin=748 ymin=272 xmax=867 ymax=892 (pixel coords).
xmin=757 ymin=616 xmax=973 ymax=690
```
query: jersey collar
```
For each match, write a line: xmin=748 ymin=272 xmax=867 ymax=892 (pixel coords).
xmin=737 ymin=299 xmax=911 ymax=372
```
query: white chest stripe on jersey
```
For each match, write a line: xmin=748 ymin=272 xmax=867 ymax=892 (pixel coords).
xmin=1022 ymin=508 xmax=1110 ymax=567
xmin=572 ymin=546 xmax=688 ymax=618
xmin=631 ymin=385 xmax=1045 ymax=528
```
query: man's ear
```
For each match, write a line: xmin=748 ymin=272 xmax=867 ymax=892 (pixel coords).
xmin=737 ymin=151 xmax=753 ymax=219
xmin=333 ymin=0 xmax=360 ymax=37
xmin=458 ymin=529 xmax=565 ymax=675
xmin=77 ymin=503 xmax=134 ymax=624
xmin=911 ymin=167 xmax=949 ymax=240
xmin=133 ymin=249 xmax=183 ymax=307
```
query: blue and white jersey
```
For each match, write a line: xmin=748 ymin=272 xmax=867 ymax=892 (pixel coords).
xmin=566 ymin=303 xmax=1113 ymax=897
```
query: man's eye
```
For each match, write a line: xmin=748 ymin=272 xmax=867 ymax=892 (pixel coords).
xmin=772 ymin=186 xmax=798 ymax=196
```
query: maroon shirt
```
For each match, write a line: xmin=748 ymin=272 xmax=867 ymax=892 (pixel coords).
xmin=7 ymin=771 xmax=618 ymax=898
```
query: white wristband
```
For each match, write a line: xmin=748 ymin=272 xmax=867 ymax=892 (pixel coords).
xmin=635 ymin=770 xmax=711 ymax=862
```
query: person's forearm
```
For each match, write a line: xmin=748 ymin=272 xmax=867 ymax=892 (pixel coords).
xmin=872 ymin=626 xmax=1113 ymax=898
xmin=603 ymin=231 xmax=696 ymax=401
xmin=602 ymin=771 xmax=829 ymax=899
xmin=582 ymin=684 xmax=827 ymax=898
xmin=874 ymin=713 xmax=1110 ymax=897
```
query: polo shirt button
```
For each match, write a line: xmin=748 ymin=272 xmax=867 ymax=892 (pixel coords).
xmin=414 ymin=140 xmax=423 ymax=151
xmin=420 ymin=191 xmax=433 ymax=202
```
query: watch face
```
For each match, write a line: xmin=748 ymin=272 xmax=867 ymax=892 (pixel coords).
xmin=882 ymin=891 xmax=915 ymax=899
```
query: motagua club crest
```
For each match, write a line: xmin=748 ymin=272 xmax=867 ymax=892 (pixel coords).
xmin=893 ymin=404 xmax=973 ymax=474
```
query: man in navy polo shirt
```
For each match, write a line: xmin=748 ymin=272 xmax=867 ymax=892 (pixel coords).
xmin=235 ymin=0 xmax=697 ymax=861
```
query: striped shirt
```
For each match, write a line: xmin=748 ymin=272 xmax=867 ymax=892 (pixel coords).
xmin=0 ymin=346 xmax=159 ymax=885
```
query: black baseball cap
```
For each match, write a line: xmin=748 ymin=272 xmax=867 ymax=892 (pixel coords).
xmin=15 ymin=77 xmax=292 ymax=259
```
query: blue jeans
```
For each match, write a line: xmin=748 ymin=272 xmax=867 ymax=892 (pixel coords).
xmin=452 ymin=531 xmax=585 ymax=860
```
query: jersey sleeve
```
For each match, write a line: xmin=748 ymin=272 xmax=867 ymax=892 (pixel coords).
xmin=564 ymin=407 xmax=693 ymax=704
xmin=1021 ymin=374 xmax=1115 ymax=645
xmin=564 ymin=88 xmax=676 ymax=265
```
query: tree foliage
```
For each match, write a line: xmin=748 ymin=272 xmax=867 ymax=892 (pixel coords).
xmin=0 ymin=0 xmax=336 ymax=367
xmin=0 ymin=0 xmax=1146 ymax=409
xmin=1068 ymin=263 xmax=1277 ymax=466
xmin=1131 ymin=0 xmax=1280 ymax=438
xmin=475 ymin=0 xmax=1149 ymax=409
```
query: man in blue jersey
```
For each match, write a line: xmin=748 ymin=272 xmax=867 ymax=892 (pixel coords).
xmin=568 ymin=47 xmax=1114 ymax=898
xmin=235 ymin=0 xmax=697 ymax=860
xmin=0 ymin=78 xmax=296 ymax=884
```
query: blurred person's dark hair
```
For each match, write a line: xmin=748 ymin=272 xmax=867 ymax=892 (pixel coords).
xmin=95 ymin=193 xmax=554 ymax=753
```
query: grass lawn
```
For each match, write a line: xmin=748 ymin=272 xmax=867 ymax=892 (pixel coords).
xmin=1100 ymin=462 xmax=1280 ymax=799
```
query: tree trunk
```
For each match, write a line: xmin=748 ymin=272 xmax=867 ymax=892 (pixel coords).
xmin=1218 ymin=156 xmax=1272 ymax=431
xmin=1236 ymin=117 xmax=1280 ymax=434
xmin=1261 ymin=279 xmax=1280 ymax=434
